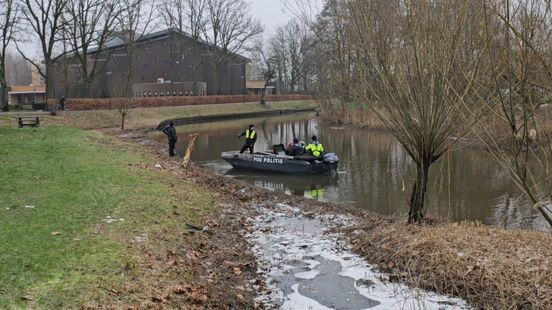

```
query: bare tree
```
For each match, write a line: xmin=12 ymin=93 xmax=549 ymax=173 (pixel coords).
xmin=205 ymin=0 xmax=262 ymax=54
xmin=5 ymin=51 xmax=31 ymax=85
xmin=111 ymin=0 xmax=155 ymax=130
xmin=468 ymin=0 xmax=552 ymax=227
xmin=18 ymin=0 xmax=69 ymax=100
xmin=0 ymin=0 xmax=20 ymax=111
xmin=159 ymin=0 xmax=207 ymax=39
xmin=158 ymin=0 xmax=208 ymax=95
xmin=63 ymin=0 xmax=120 ymax=97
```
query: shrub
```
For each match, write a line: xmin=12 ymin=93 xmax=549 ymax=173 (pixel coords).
xmin=47 ymin=95 xmax=312 ymax=111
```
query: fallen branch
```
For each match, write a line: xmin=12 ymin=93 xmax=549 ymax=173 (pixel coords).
xmin=182 ymin=133 xmax=199 ymax=169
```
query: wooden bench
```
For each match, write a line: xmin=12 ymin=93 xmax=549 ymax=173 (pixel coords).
xmin=16 ymin=116 xmax=42 ymax=128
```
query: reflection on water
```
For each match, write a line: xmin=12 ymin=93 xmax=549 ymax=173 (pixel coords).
xmin=151 ymin=113 xmax=549 ymax=231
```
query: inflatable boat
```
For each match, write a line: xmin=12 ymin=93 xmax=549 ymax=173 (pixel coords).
xmin=221 ymin=145 xmax=339 ymax=175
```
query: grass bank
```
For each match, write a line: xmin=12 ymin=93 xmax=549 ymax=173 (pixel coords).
xmin=0 ymin=127 xmax=220 ymax=308
xmin=0 ymin=100 xmax=317 ymax=130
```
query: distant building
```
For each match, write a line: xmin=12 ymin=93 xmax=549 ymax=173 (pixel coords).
xmin=8 ymin=65 xmax=46 ymax=107
xmin=8 ymin=85 xmax=46 ymax=107
xmin=246 ymin=80 xmax=278 ymax=95
xmin=53 ymin=29 xmax=249 ymax=98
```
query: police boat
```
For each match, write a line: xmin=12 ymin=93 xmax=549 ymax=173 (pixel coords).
xmin=221 ymin=144 xmax=339 ymax=176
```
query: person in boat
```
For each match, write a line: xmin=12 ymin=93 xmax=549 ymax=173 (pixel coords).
xmin=289 ymin=138 xmax=305 ymax=156
xmin=238 ymin=124 xmax=257 ymax=154
xmin=305 ymin=135 xmax=324 ymax=157
xmin=163 ymin=121 xmax=178 ymax=157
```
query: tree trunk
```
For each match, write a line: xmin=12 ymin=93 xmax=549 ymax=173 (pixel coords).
xmin=121 ymin=112 xmax=126 ymax=130
xmin=1 ymin=83 xmax=7 ymax=112
xmin=1 ymin=59 xmax=8 ymax=111
xmin=45 ymin=60 xmax=55 ymax=100
xmin=408 ymin=159 xmax=431 ymax=223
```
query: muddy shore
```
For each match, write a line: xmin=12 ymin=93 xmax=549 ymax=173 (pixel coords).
xmin=112 ymin=127 xmax=552 ymax=309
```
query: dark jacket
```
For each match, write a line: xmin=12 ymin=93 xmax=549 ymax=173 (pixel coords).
xmin=290 ymin=143 xmax=305 ymax=156
xmin=163 ymin=126 xmax=177 ymax=143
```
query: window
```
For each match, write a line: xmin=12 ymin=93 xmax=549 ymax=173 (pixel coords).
xmin=179 ymin=91 xmax=183 ymax=96
xmin=172 ymin=91 xmax=177 ymax=96
xmin=166 ymin=91 xmax=170 ymax=96
xmin=185 ymin=91 xmax=188 ymax=96
xmin=148 ymin=91 xmax=152 ymax=97
xmin=160 ymin=91 xmax=164 ymax=97
xmin=154 ymin=91 xmax=157 ymax=96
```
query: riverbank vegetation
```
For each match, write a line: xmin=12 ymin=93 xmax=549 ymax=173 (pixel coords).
xmin=347 ymin=215 xmax=552 ymax=309
xmin=0 ymin=127 xmax=243 ymax=308
xmin=289 ymin=0 xmax=552 ymax=227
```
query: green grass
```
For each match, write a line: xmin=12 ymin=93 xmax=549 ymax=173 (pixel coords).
xmin=0 ymin=100 xmax=317 ymax=130
xmin=0 ymin=127 xmax=215 ymax=309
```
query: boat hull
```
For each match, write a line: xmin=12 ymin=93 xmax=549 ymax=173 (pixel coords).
xmin=221 ymin=152 xmax=338 ymax=175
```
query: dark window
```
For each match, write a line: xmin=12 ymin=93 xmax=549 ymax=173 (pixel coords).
xmin=160 ymin=91 xmax=164 ymax=97
xmin=185 ymin=91 xmax=188 ymax=96
xmin=142 ymin=75 xmax=145 ymax=81
xmin=172 ymin=91 xmax=176 ymax=96
xmin=166 ymin=91 xmax=170 ymax=96
xmin=148 ymin=91 xmax=152 ymax=97
xmin=179 ymin=91 xmax=183 ymax=96
xmin=154 ymin=91 xmax=157 ymax=96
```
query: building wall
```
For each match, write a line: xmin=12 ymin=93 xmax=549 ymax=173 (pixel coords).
xmin=53 ymin=31 xmax=248 ymax=98
xmin=132 ymin=82 xmax=207 ymax=97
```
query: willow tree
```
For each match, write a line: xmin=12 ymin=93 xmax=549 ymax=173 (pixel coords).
xmin=343 ymin=0 xmax=488 ymax=222
xmin=468 ymin=0 xmax=552 ymax=227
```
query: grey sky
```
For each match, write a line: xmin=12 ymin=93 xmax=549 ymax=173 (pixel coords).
xmin=248 ymin=0 xmax=294 ymax=36
xmin=15 ymin=0 xmax=318 ymax=59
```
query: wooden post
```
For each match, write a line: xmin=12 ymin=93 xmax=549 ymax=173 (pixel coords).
xmin=182 ymin=133 xmax=199 ymax=169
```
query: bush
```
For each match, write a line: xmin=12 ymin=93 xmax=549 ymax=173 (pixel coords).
xmin=47 ymin=95 xmax=312 ymax=111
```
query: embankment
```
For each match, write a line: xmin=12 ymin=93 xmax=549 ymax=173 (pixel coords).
xmin=0 ymin=100 xmax=317 ymax=130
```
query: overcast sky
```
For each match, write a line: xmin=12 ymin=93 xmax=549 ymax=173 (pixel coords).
xmin=16 ymin=0 xmax=319 ymax=59
xmin=248 ymin=0 xmax=294 ymax=36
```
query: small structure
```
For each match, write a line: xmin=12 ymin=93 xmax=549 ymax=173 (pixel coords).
xmin=246 ymin=80 xmax=277 ymax=95
xmin=8 ymin=85 xmax=47 ymax=109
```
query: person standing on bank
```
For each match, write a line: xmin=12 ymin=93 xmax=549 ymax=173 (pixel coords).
xmin=305 ymin=135 xmax=324 ymax=157
xmin=238 ymin=124 xmax=257 ymax=154
xmin=163 ymin=121 xmax=177 ymax=157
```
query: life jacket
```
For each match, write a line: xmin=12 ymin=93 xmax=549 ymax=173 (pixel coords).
xmin=306 ymin=141 xmax=324 ymax=157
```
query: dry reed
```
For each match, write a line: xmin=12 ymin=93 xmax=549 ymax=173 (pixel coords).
xmin=349 ymin=216 xmax=552 ymax=309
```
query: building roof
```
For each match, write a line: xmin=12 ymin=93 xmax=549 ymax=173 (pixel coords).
xmin=89 ymin=28 xmax=249 ymax=62
xmin=246 ymin=80 xmax=275 ymax=89
xmin=8 ymin=85 xmax=46 ymax=94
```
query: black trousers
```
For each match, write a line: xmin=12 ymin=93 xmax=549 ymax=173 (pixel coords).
xmin=169 ymin=141 xmax=176 ymax=157
xmin=240 ymin=142 xmax=254 ymax=154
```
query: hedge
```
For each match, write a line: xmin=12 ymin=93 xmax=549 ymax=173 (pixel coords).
xmin=47 ymin=95 xmax=312 ymax=111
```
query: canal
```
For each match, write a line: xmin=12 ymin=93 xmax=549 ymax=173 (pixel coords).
xmin=151 ymin=112 xmax=548 ymax=231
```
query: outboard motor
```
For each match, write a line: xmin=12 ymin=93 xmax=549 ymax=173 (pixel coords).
xmin=322 ymin=153 xmax=339 ymax=177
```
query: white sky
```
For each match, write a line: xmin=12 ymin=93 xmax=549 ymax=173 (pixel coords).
xmin=15 ymin=0 xmax=320 ymax=60
xmin=248 ymin=0 xmax=295 ymax=36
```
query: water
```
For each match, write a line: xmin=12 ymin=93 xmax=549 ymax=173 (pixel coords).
xmin=151 ymin=113 xmax=549 ymax=231
xmin=249 ymin=203 xmax=469 ymax=309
